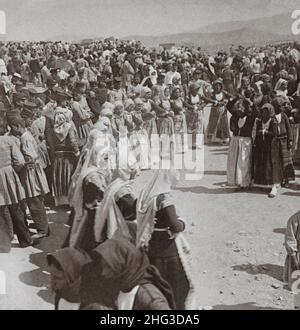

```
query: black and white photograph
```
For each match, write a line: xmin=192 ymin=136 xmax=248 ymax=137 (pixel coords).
xmin=0 ymin=0 xmax=299 ymax=311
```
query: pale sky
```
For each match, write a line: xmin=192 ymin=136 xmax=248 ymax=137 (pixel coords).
xmin=0 ymin=0 xmax=299 ymax=40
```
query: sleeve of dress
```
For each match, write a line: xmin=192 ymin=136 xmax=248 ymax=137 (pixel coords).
xmin=284 ymin=113 xmax=293 ymax=144
xmin=72 ymin=102 xmax=90 ymax=121
xmin=285 ymin=213 xmax=300 ymax=256
xmin=268 ymin=119 xmax=278 ymax=137
xmin=22 ymin=136 xmax=39 ymax=162
xmin=183 ymin=99 xmax=194 ymax=111
xmin=252 ymin=118 xmax=258 ymax=142
xmin=124 ymin=114 xmax=135 ymax=132
xmin=133 ymin=113 xmax=143 ymax=126
xmin=68 ymin=127 xmax=80 ymax=154
xmin=126 ymin=61 xmax=135 ymax=75
xmin=226 ymin=97 xmax=239 ymax=115
xmin=10 ymin=140 xmax=25 ymax=172
xmin=156 ymin=194 xmax=185 ymax=233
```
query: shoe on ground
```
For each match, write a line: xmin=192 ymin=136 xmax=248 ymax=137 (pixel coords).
xmin=31 ymin=231 xmax=49 ymax=240
xmin=19 ymin=240 xmax=35 ymax=248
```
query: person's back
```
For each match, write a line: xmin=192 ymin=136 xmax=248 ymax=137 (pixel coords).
xmin=132 ymin=283 xmax=171 ymax=310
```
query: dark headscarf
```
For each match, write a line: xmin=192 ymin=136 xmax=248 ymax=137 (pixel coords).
xmin=81 ymin=238 xmax=176 ymax=309
xmin=47 ymin=248 xmax=92 ymax=304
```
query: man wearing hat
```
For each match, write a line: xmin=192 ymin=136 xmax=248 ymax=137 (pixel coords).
xmin=28 ymin=86 xmax=48 ymax=109
xmin=108 ymin=77 xmax=127 ymax=104
xmin=127 ymin=73 xmax=143 ymax=99
xmin=21 ymin=101 xmax=37 ymax=126
xmin=8 ymin=115 xmax=50 ymax=239
xmin=0 ymin=116 xmax=35 ymax=249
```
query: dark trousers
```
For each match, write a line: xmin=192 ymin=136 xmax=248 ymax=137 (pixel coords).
xmin=0 ymin=204 xmax=32 ymax=246
xmin=0 ymin=207 xmax=11 ymax=252
xmin=27 ymin=196 xmax=49 ymax=235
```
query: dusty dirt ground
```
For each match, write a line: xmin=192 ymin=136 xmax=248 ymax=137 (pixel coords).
xmin=0 ymin=108 xmax=299 ymax=310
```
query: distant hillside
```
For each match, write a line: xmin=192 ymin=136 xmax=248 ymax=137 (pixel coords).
xmin=123 ymin=26 xmax=298 ymax=48
xmin=195 ymin=12 xmax=294 ymax=36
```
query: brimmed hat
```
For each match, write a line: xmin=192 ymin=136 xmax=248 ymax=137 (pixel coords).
xmin=21 ymin=107 xmax=35 ymax=120
xmin=53 ymin=87 xmax=72 ymax=101
xmin=13 ymin=92 xmax=27 ymax=104
xmin=23 ymin=101 xmax=38 ymax=110
xmin=28 ymin=87 xmax=48 ymax=94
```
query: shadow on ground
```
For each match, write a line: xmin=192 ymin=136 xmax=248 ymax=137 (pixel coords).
xmin=273 ymin=228 xmax=286 ymax=235
xmin=212 ymin=302 xmax=282 ymax=310
xmin=18 ymin=210 xmax=69 ymax=307
xmin=232 ymin=263 xmax=284 ymax=282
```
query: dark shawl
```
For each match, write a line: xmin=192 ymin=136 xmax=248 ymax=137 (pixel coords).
xmin=81 ymin=238 xmax=175 ymax=309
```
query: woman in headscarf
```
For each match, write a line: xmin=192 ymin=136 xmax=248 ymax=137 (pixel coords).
xmin=206 ymin=79 xmax=231 ymax=145
xmin=47 ymin=247 xmax=92 ymax=309
xmin=271 ymin=96 xmax=295 ymax=187
xmin=67 ymin=130 xmax=113 ymax=250
xmin=92 ymin=177 xmax=136 ymax=246
xmin=275 ymin=78 xmax=289 ymax=98
xmin=111 ymin=101 xmax=139 ymax=180
xmin=136 ymin=170 xmax=196 ymax=310
xmin=80 ymin=238 xmax=175 ymax=310
xmin=128 ymin=98 xmax=149 ymax=170
xmin=226 ymin=95 xmax=258 ymax=190
xmin=170 ymin=87 xmax=188 ymax=154
xmin=51 ymin=110 xmax=80 ymax=206
xmin=111 ymin=101 xmax=127 ymax=140
xmin=153 ymin=86 xmax=175 ymax=160
xmin=71 ymin=90 xmax=93 ymax=148
xmin=140 ymin=87 xmax=159 ymax=166
xmin=185 ymin=81 xmax=206 ymax=149
xmin=252 ymin=103 xmax=281 ymax=198
xmin=140 ymin=87 xmax=158 ymax=137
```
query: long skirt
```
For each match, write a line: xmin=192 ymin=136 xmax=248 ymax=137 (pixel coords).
xmin=173 ymin=114 xmax=188 ymax=153
xmin=0 ymin=167 xmax=25 ymax=206
xmin=143 ymin=117 xmax=158 ymax=137
xmin=253 ymin=135 xmax=281 ymax=186
xmin=292 ymin=123 xmax=300 ymax=164
xmin=37 ymin=141 xmax=51 ymax=169
xmin=129 ymin=129 xmax=150 ymax=170
xmin=52 ymin=152 xmax=77 ymax=206
xmin=157 ymin=117 xmax=175 ymax=160
xmin=149 ymin=253 xmax=190 ymax=310
xmin=227 ymin=136 xmax=252 ymax=187
xmin=274 ymin=137 xmax=295 ymax=182
xmin=143 ymin=118 xmax=159 ymax=165
xmin=20 ymin=163 xmax=50 ymax=198
xmin=76 ymin=120 xmax=93 ymax=148
xmin=207 ymin=106 xmax=230 ymax=142
xmin=186 ymin=109 xmax=205 ymax=149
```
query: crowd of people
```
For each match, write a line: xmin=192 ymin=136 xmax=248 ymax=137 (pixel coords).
xmin=0 ymin=38 xmax=299 ymax=309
